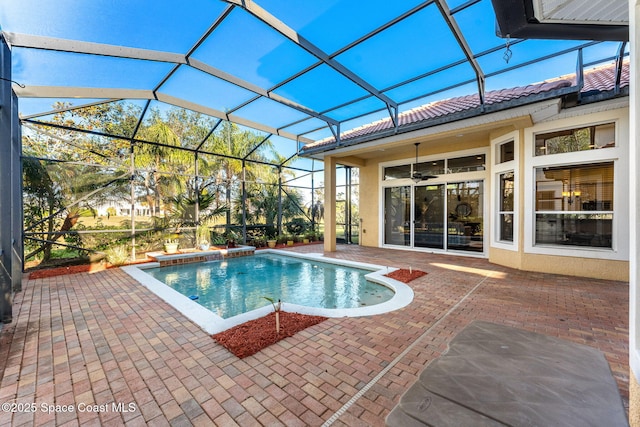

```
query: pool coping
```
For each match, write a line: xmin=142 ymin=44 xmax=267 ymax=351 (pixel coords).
xmin=121 ymin=249 xmax=414 ymax=335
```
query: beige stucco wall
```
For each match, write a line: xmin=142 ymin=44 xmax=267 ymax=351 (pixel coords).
xmin=490 ymin=248 xmax=628 ymax=281
xmin=359 ymin=161 xmax=379 ymax=247
xmin=631 ymin=371 xmax=639 ymax=426
xmin=488 ymin=247 xmax=523 ymax=270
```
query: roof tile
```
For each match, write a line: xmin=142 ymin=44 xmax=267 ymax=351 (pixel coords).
xmin=304 ymin=61 xmax=628 ymax=151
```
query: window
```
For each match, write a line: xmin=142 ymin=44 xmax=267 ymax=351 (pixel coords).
xmin=448 ymin=154 xmax=485 ymax=173
xmin=534 ymin=162 xmax=613 ymax=248
xmin=497 ymin=140 xmax=514 ymax=163
xmin=383 ymin=152 xmax=485 ymax=181
xmin=384 ymin=164 xmax=410 ymax=180
xmin=491 ymin=131 xmax=518 ymax=249
xmin=534 ymin=123 xmax=615 ymax=156
xmin=499 ymin=172 xmax=514 ymax=242
xmin=415 ymin=159 xmax=445 ymax=177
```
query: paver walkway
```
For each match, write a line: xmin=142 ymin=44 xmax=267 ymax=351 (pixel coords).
xmin=0 ymin=245 xmax=629 ymax=426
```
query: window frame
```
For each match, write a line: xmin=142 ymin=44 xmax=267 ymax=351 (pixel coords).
xmin=491 ymin=130 xmax=519 ymax=251
xmin=379 ymin=146 xmax=488 ymax=254
xmin=523 ymin=110 xmax=628 ymax=260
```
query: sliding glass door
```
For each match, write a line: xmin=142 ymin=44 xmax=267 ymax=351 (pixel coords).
xmin=446 ymin=181 xmax=484 ymax=253
xmin=414 ymin=184 xmax=445 ymax=249
xmin=384 ymin=186 xmax=410 ymax=246
xmin=384 ymin=180 xmax=484 ymax=253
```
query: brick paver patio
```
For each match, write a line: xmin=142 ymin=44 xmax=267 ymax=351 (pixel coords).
xmin=0 ymin=245 xmax=629 ymax=426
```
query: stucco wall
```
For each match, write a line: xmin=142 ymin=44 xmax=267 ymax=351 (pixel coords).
xmin=359 ymin=162 xmax=379 ymax=247
xmin=490 ymin=249 xmax=629 ymax=282
xmin=631 ymin=371 xmax=638 ymax=426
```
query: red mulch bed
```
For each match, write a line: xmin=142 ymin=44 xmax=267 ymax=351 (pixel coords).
xmin=28 ymin=263 xmax=108 ymax=279
xmin=213 ymin=311 xmax=327 ymax=358
xmin=27 ymin=258 xmax=152 ymax=279
xmin=384 ymin=268 xmax=427 ymax=283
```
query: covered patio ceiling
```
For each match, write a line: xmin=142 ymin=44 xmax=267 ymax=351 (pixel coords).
xmin=1 ymin=0 xmax=629 ymax=159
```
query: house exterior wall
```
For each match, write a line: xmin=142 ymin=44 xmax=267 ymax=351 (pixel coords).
xmin=489 ymin=107 xmax=629 ymax=281
xmin=355 ymin=105 xmax=629 ymax=281
xmin=359 ymin=162 xmax=379 ymax=247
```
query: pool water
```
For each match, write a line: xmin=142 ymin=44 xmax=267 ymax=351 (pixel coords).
xmin=145 ymin=253 xmax=395 ymax=318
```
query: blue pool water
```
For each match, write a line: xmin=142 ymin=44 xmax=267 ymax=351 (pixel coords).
xmin=145 ymin=253 xmax=394 ymax=318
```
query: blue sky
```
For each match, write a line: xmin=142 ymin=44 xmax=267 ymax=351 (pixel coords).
xmin=1 ymin=0 xmax=627 ymax=142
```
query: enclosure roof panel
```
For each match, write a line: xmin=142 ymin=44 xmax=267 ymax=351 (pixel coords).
xmin=2 ymin=0 xmax=628 ymax=149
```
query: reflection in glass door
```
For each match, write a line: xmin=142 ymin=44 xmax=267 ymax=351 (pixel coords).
xmin=447 ymin=181 xmax=483 ymax=252
xmin=414 ymin=185 xmax=445 ymax=249
xmin=384 ymin=186 xmax=410 ymax=246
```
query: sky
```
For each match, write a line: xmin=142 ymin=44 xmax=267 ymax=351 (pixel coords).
xmin=0 ymin=0 xmax=627 ymax=144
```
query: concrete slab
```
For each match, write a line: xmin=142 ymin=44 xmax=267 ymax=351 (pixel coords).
xmin=387 ymin=321 xmax=628 ymax=426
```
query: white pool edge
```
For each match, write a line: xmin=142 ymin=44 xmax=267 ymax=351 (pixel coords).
xmin=122 ymin=249 xmax=414 ymax=335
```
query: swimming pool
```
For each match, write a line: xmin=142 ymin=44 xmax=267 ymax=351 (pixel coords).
xmin=123 ymin=250 xmax=414 ymax=334
xmin=144 ymin=253 xmax=395 ymax=318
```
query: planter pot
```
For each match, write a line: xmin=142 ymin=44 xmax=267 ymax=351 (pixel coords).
xmin=286 ymin=240 xmax=294 ymax=247
xmin=303 ymin=238 xmax=310 ymax=244
xmin=164 ymin=242 xmax=179 ymax=253
xmin=267 ymin=240 xmax=277 ymax=248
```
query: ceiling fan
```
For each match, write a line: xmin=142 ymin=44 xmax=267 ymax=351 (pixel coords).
xmin=411 ymin=142 xmax=438 ymax=183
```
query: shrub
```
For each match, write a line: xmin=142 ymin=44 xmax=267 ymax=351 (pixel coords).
xmin=105 ymin=244 xmax=130 ymax=266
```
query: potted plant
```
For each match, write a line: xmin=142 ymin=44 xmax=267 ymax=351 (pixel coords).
xmin=164 ymin=239 xmax=179 ymax=253
xmin=304 ymin=230 xmax=315 ymax=243
xmin=266 ymin=234 xmax=277 ymax=248
xmin=286 ymin=234 xmax=294 ymax=246
xmin=225 ymin=229 xmax=240 ymax=248
xmin=196 ymin=224 xmax=210 ymax=251
xmin=211 ymin=233 xmax=227 ymax=248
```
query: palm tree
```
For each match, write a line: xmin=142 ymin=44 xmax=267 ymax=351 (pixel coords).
xmin=200 ymin=121 xmax=273 ymax=226
xmin=135 ymin=115 xmax=191 ymax=216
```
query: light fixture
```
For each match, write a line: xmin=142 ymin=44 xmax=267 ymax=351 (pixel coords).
xmin=562 ymin=172 xmax=581 ymax=204
xmin=562 ymin=190 xmax=581 ymax=204
xmin=411 ymin=143 xmax=437 ymax=183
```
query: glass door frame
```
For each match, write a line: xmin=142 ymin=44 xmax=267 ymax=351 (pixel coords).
xmin=381 ymin=172 xmax=487 ymax=256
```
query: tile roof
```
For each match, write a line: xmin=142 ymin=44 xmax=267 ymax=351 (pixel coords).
xmin=303 ymin=60 xmax=629 ymax=152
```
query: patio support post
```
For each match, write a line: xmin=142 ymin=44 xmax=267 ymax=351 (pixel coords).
xmin=10 ymin=93 xmax=22 ymax=293
xmin=324 ymin=156 xmax=337 ymax=252
xmin=311 ymin=159 xmax=315 ymax=233
xmin=277 ymin=166 xmax=283 ymax=236
xmin=241 ymin=160 xmax=247 ymax=243
xmin=225 ymin=123 xmax=233 ymax=235
xmin=194 ymin=153 xmax=199 ymax=225
xmin=129 ymin=143 xmax=136 ymax=262
xmin=346 ymin=166 xmax=352 ymax=244
xmin=0 ymin=35 xmax=15 ymax=322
